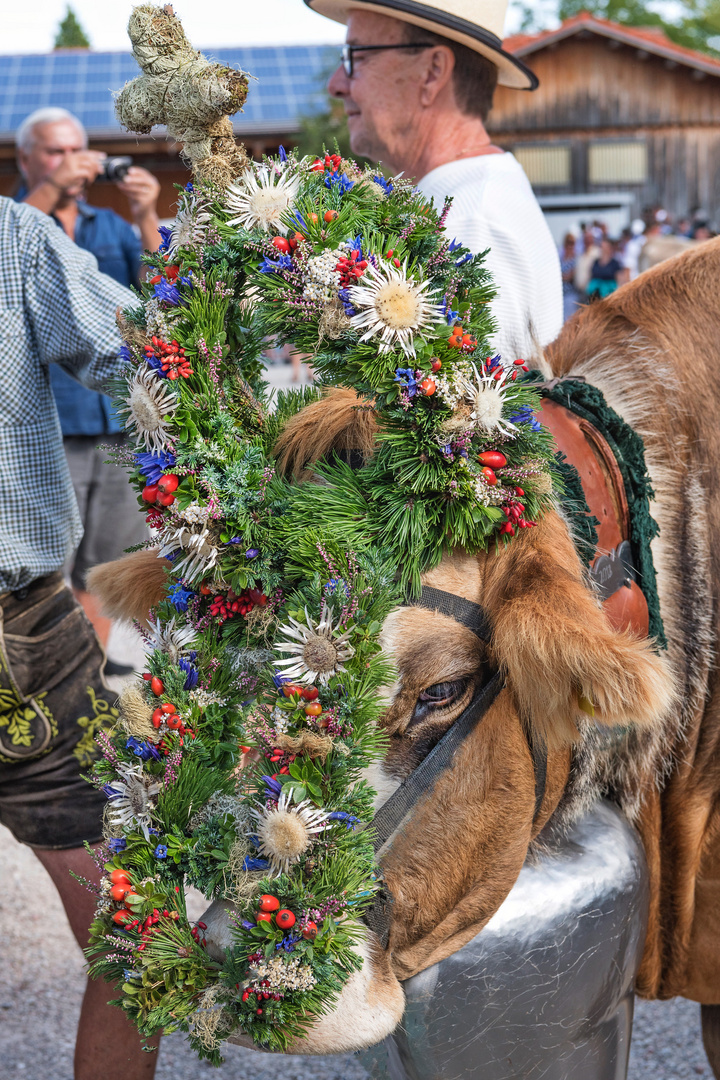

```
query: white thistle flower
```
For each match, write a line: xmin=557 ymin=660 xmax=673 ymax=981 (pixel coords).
xmin=251 ymin=789 xmax=328 ymax=876
xmin=273 ymin=602 xmax=355 ymax=685
xmin=347 ymin=259 xmax=444 ymax=356
xmin=166 ymin=195 xmax=212 ymax=260
xmin=157 ymin=524 xmax=219 ymax=581
xmin=119 ymin=363 xmax=176 ymax=452
xmin=224 ymin=165 xmax=300 ymax=234
xmin=458 ymin=364 xmax=518 ymax=437
xmin=105 ymin=762 xmax=161 ymax=840
xmin=145 ymin=614 xmax=198 ymax=661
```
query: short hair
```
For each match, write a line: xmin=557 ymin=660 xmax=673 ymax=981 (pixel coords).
xmin=16 ymin=108 xmax=87 ymax=153
xmin=402 ymin=23 xmax=498 ymax=122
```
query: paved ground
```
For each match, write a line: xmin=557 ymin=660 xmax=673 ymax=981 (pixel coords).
xmin=2 ymin=359 xmax=714 ymax=1079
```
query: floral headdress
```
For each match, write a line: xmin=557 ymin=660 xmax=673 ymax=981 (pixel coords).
xmin=85 ymin=9 xmax=559 ymax=1063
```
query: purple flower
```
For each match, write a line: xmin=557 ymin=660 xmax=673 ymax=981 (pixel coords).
xmin=185 ymin=181 xmax=194 ymax=192
xmin=126 ymin=736 xmax=160 ymax=762
xmin=278 ymin=145 xmax=288 ymax=162
xmin=259 ymin=254 xmax=293 ymax=275
xmin=157 ymin=225 xmax=172 ymax=253
xmin=108 ymin=838 xmax=126 ymax=854
xmin=328 ymin=811 xmax=360 ymax=831
xmin=324 ymin=171 xmax=354 ymax=194
xmin=135 ymin=450 xmax=176 ymax=485
xmin=178 ymin=656 xmax=199 ymax=690
xmin=143 ymin=351 xmax=167 ymax=378
xmin=154 ymin=844 xmax=168 ymax=859
xmin=154 ymin=278 xmax=181 ymax=306
xmin=448 ymin=238 xmax=462 ymax=252
xmin=262 ymin=775 xmax=282 ymax=800
xmin=243 ymin=856 xmax=271 ymax=871
xmin=241 ymin=919 xmax=256 ymax=930
xmin=272 ymin=673 xmax=290 ymax=689
xmin=394 ymin=368 xmax=419 ymax=398
xmin=245 ymin=548 xmax=259 ymax=560
xmin=455 ymin=252 xmax=472 ymax=266
xmin=337 ymin=287 xmax=355 ymax=317
xmin=118 ymin=343 xmax=134 ymax=365
xmin=509 ymin=405 xmax=542 ymax=432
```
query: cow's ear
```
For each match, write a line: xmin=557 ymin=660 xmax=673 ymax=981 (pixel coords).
xmin=487 ymin=510 xmax=675 ymax=746
xmin=86 ymin=549 xmax=170 ymax=624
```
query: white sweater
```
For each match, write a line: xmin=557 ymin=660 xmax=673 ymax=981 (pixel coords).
xmin=417 ymin=153 xmax=563 ymax=362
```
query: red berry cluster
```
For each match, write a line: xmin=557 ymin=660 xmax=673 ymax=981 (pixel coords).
xmin=209 ymin=587 xmax=259 ymax=622
xmin=190 ymin=920 xmax=208 ymax=948
xmin=311 ymin=152 xmax=343 ymax=173
xmin=144 ymin=336 xmax=193 ymax=380
xmin=335 ymin=248 xmax=368 ymax=288
xmin=142 ymin=472 xmax=179 ymax=508
xmin=500 ymin=488 xmax=536 ymax=536
xmin=383 ymin=248 xmax=402 ymax=269
xmin=483 ymin=357 xmax=529 ymax=382
xmin=132 ymin=908 xmax=183 ymax=952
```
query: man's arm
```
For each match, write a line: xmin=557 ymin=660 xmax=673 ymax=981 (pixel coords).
xmin=22 ymin=206 xmax=137 ymax=392
xmin=116 ymin=166 xmax=161 ymax=254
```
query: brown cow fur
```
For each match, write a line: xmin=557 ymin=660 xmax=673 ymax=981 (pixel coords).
xmin=86 ymin=548 xmax=171 ymax=625
xmin=544 ymin=236 xmax=720 ymax=1002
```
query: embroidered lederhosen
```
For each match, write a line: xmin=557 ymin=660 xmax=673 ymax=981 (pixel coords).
xmin=0 ymin=572 xmax=118 ymax=848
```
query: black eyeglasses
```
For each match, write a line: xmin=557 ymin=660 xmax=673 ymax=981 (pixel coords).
xmin=340 ymin=43 xmax=437 ymax=78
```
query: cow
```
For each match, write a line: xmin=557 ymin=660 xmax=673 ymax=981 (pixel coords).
xmin=90 ymin=237 xmax=720 ymax=1072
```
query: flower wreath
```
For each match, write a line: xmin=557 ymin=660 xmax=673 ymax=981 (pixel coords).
xmin=84 ymin=138 xmax=560 ymax=1060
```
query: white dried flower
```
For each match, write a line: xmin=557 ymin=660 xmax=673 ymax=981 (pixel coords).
xmin=251 ymin=789 xmax=328 ymax=876
xmin=273 ymin=602 xmax=355 ymax=685
xmin=145 ymin=614 xmax=197 ymax=661
xmin=225 ymin=165 xmax=300 ymax=234
xmin=166 ymin=195 xmax=212 ymax=260
xmin=347 ymin=259 xmax=444 ymax=356
xmin=157 ymin=524 xmax=219 ymax=581
xmin=119 ymin=363 xmax=176 ymax=452
xmin=458 ymin=364 xmax=518 ymax=437
xmin=104 ymin=762 xmax=161 ymax=840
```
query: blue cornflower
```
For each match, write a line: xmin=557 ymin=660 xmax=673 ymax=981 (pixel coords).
xmin=259 ymin=254 xmax=293 ymax=275
xmin=154 ymin=844 xmax=168 ymax=859
xmin=372 ymin=174 xmax=393 ymax=195
xmin=185 ymin=181 xmax=194 ymax=191
xmin=243 ymin=856 xmax=271 ymax=872
xmin=135 ymin=450 xmax=176 ymax=485
xmin=108 ymin=838 xmax=126 ymax=854
xmin=278 ymin=145 xmax=287 ymax=162
xmin=178 ymin=656 xmax=199 ymax=690
xmin=394 ymin=367 xmax=419 ymax=398
xmin=328 ymin=811 xmax=360 ymax=831
xmin=168 ymin=581 xmax=195 ymax=612
xmin=509 ymin=405 xmax=542 ymax=432
xmin=245 ymin=548 xmax=259 ymax=560
xmin=157 ymin=224 xmax=172 ymax=253
xmin=448 ymin=238 xmax=462 ymax=252
xmin=154 ymin=278 xmax=182 ymax=306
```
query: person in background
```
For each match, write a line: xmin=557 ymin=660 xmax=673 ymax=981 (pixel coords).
xmin=691 ymin=219 xmax=714 ymax=242
xmin=586 ymin=236 xmax=628 ymax=300
xmin=318 ymin=0 xmax=563 ymax=359
xmin=622 ymin=218 xmax=647 ymax=281
xmin=559 ymin=232 xmax=580 ymax=321
xmin=0 ymin=195 xmax=159 ymax=1080
xmin=15 ymin=107 xmax=160 ymax=673
xmin=573 ymin=227 xmax=601 ymax=301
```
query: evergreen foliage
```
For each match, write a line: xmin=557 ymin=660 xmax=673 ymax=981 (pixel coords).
xmin=54 ymin=6 xmax=90 ymax=49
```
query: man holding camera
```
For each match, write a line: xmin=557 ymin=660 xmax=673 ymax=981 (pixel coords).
xmin=15 ymin=107 xmax=160 ymax=670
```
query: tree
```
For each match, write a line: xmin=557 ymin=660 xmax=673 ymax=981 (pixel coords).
xmin=54 ymin=6 xmax=90 ymax=49
xmin=556 ymin=0 xmax=720 ymax=56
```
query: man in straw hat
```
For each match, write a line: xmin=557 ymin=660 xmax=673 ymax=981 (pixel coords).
xmin=311 ymin=0 xmax=563 ymax=358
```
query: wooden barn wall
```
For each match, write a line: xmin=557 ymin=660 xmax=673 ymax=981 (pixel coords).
xmin=489 ymin=37 xmax=720 ymax=131
xmin=487 ymin=35 xmax=720 ymax=218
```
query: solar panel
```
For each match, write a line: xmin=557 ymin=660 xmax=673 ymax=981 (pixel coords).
xmin=0 ymin=45 xmax=332 ymax=140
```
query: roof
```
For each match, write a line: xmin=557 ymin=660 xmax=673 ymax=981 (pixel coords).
xmin=0 ymin=45 xmax=338 ymax=142
xmin=504 ymin=13 xmax=720 ymax=78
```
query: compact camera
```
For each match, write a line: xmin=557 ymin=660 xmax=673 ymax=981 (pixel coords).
xmin=98 ymin=156 xmax=133 ymax=182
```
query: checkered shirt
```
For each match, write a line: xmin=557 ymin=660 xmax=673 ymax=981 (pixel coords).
xmin=0 ymin=197 xmax=136 ymax=592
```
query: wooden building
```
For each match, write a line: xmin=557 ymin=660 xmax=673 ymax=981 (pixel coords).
xmin=491 ymin=14 xmax=720 ymax=235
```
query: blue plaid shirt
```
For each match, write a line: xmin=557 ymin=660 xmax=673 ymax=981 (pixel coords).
xmin=0 ymin=197 xmax=135 ymax=591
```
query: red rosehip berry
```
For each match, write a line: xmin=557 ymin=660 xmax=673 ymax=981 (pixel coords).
xmin=271 ymin=236 xmax=291 ymax=254
xmin=157 ymin=474 xmax=179 ymax=494
xmin=150 ymin=677 xmax=164 ymax=696
xmin=141 ymin=484 xmax=159 ymax=503
xmin=276 ymin=909 xmax=296 ymax=930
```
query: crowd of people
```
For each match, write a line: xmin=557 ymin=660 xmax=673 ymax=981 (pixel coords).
xmin=559 ymin=208 xmax=715 ymax=320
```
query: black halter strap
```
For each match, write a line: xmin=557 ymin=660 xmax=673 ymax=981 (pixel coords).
xmin=363 ymin=586 xmax=548 ymax=947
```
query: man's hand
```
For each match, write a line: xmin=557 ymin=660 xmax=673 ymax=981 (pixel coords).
xmin=116 ymin=166 xmax=161 ymax=225
xmin=42 ymin=151 xmax=105 ymax=198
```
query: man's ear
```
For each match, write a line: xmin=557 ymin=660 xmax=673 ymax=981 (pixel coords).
xmin=485 ymin=510 xmax=676 ymax=746
xmin=419 ymin=45 xmax=455 ymax=108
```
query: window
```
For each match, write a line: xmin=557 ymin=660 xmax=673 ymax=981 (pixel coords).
xmin=514 ymin=144 xmax=571 ymax=186
xmin=589 ymin=141 xmax=647 ymax=184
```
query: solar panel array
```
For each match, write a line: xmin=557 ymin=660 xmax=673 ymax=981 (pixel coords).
xmin=0 ymin=45 xmax=337 ymax=139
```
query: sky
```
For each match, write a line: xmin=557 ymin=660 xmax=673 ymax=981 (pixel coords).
xmin=3 ymin=0 xmax=347 ymax=53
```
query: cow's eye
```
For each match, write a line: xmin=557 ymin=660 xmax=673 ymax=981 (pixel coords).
xmin=417 ymin=679 xmax=467 ymax=708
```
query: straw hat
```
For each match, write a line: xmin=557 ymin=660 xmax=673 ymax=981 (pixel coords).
xmin=304 ymin=0 xmax=538 ymax=90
